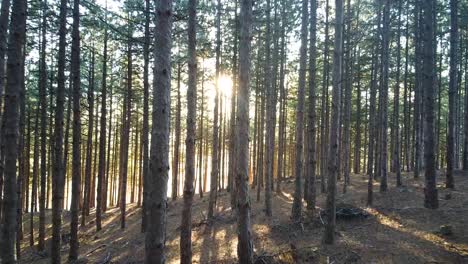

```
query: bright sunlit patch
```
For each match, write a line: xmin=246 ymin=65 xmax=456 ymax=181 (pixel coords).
xmin=218 ymin=75 xmax=233 ymax=97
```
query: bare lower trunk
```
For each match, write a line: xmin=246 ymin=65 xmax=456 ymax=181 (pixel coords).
xmin=323 ymin=0 xmax=343 ymax=245
xmin=236 ymin=0 xmax=254 ymax=261
xmin=180 ymin=0 xmax=197 ymax=262
xmin=145 ymin=0 xmax=173 ymax=262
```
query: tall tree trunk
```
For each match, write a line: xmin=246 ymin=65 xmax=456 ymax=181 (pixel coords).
xmin=173 ymin=63 xmax=181 ymax=200
xmin=96 ymin=21 xmax=108 ymax=231
xmin=208 ymin=0 xmax=221 ymax=220
xmin=379 ymin=0 xmax=390 ymax=192
xmin=276 ymin=0 xmax=287 ymax=194
xmin=291 ymin=0 xmax=308 ymax=223
xmin=323 ymin=0 xmax=343 ymax=245
xmin=30 ymin=108 xmax=39 ymax=247
xmin=141 ymin=0 xmax=150 ymax=232
xmin=393 ymin=0 xmax=402 ymax=186
xmin=69 ymin=0 xmax=82 ymax=258
xmin=145 ymin=0 xmax=173 ymax=262
xmin=51 ymin=0 xmax=67 ymax=261
xmin=236 ymin=0 xmax=254 ymax=261
xmin=38 ymin=0 xmax=48 ymax=250
xmin=306 ymin=0 xmax=317 ymax=218
xmin=120 ymin=37 xmax=132 ymax=229
xmin=320 ymin=0 xmax=330 ymax=194
xmin=264 ymin=0 xmax=274 ymax=217
xmin=82 ymin=50 xmax=95 ymax=226
xmin=447 ymin=0 xmax=458 ymax=184
xmin=0 ymin=0 xmax=26 ymax=260
xmin=342 ymin=0 xmax=352 ymax=193
xmin=422 ymin=0 xmax=438 ymax=209
xmin=180 ymin=0 xmax=197 ymax=261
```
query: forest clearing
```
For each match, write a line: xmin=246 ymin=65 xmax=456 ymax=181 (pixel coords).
xmin=19 ymin=171 xmax=468 ymax=263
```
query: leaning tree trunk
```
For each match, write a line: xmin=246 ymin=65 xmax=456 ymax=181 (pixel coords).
xmin=0 ymin=0 xmax=26 ymax=261
xmin=180 ymin=0 xmax=197 ymax=262
xmin=291 ymin=0 xmax=309 ymax=223
xmin=145 ymin=0 xmax=173 ymax=262
xmin=236 ymin=0 xmax=254 ymax=261
xmin=447 ymin=0 xmax=458 ymax=184
xmin=422 ymin=0 xmax=438 ymax=209
xmin=51 ymin=0 xmax=67 ymax=261
xmin=69 ymin=0 xmax=82 ymax=259
xmin=323 ymin=0 xmax=343 ymax=245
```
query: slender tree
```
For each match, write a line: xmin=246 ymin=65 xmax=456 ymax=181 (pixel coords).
xmin=447 ymin=0 xmax=458 ymax=184
xmin=51 ymin=0 xmax=67 ymax=261
xmin=323 ymin=0 xmax=343 ymax=245
xmin=38 ymin=0 xmax=48 ymax=250
xmin=208 ymin=0 xmax=221 ymax=220
xmin=69 ymin=0 xmax=82 ymax=258
xmin=306 ymin=0 xmax=318 ymax=217
xmin=291 ymin=0 xmax=308 ymax=223
xmin=96 ymin=12 xmax=108 ymax=232
xmin=180 ymin=0 xmax=197 ymax=261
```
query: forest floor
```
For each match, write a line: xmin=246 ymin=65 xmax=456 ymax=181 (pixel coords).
xmin=20 ymin=170 xmax=468 ymax=264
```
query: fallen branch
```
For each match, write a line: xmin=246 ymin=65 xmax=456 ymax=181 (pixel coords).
xmin=85 ymin=244 xmax=107 ymax=256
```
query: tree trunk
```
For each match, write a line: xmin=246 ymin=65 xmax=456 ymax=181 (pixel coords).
xmin=51 ymin=0 xmax=67 ymax=261
xmin=306 ymin=0 xmax=317 ymax=218
xmin=141 ymin=0 xmax=150 ymax=232
xmin=69 ymin=0 xmax=82 ymax=258
xmin=323 ymin=0 xmax=343 ymax=245
xmin=180 ymin=0 xmax=197 ymax=261
xmin=291 ymin=0 xmax=308 ymax=223
xmin=96 ymin=21 xmax=108 ymax=231
xmin=379 ymin=0 xmax=390 ymax=192
xmin=392 ymin=0 xmax=402 ymax=186
xmin=120 ymin=37 xmax=132 ymax=229
xmin=38 ymin=0 xmax=48 ymax=250
xmin=172 ymin=63 xmax=181 ymax=200
xmin=447 ymin=0 xmax=458 ymax=184
xmin=422 ymin=0 xmax=438 ymax=209
xmin=82 ymin=50 xmax=95 ymax=226
xmin=145 ymin=0 xmax=173 ymax=262
xmin=320 ymin=0 xmax=330 ymax=194
xmin=236 ymin=0 xmax=254 ymax=261
xmin=0 ymin=0 xmax=26 ymax=260
xmin=208 ymin=0 xmax=221 ymax=220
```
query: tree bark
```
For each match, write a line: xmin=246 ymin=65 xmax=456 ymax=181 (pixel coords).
xmin=145 ymin=0 xmax=172 ymax=262
xmin=236 ymin=0 xmax=254 ymax=261
xmin=306 ymin=0 xmax=317 ymax=218
xmin=69 ymin=0 xmax=82 ymax=258
xmin=422 ymin=0 xmax=438 ymax=209
xmin=180 ymin=0 xmax=197 ymax=261
xmin=38 ymin=0 xmax=48 ymax=250
xmin=208 ymin=0 xmax=221 ymax=220
xmin=51 ymin=0 xmax=67 ymax=261
xmin=447 ymin=0 xmax=458 ymax=184
xmin=291 ymin=0 xmax=308 ymax=223
xmin=323 ymin=0 xmax=343 ymax=245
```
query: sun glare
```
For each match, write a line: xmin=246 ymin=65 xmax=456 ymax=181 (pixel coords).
xmin=218 ymin=75 xmax=233 ymax=97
